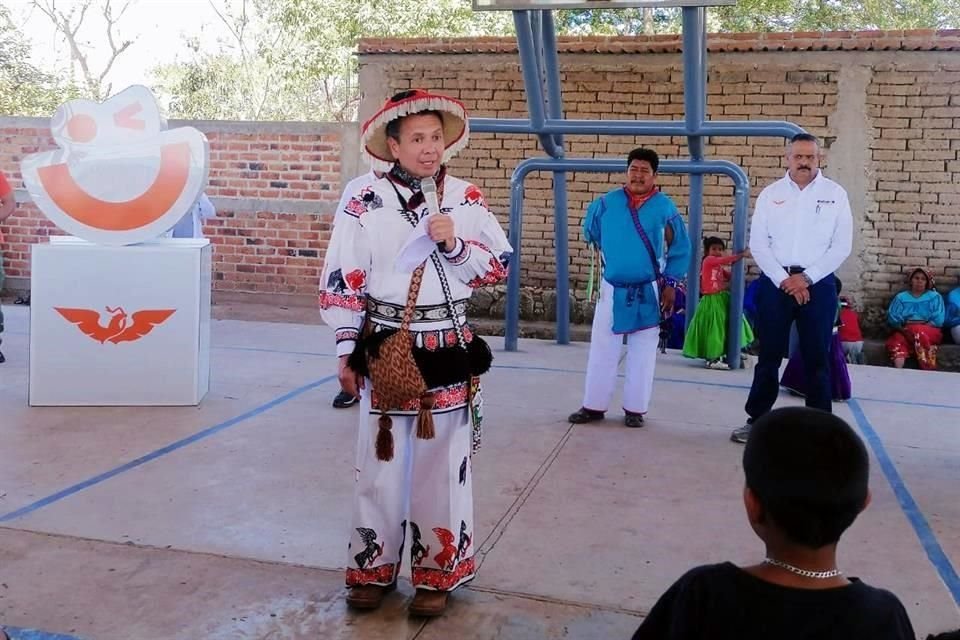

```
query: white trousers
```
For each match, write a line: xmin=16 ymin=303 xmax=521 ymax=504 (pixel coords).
xmin=582 ymin=281 xmax=660 ymax=414
xmin=346 ymin=385 xmax=476 ymax=592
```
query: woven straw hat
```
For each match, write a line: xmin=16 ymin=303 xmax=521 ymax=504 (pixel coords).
xmin=360 ymin=89 xmax=469 ymax=172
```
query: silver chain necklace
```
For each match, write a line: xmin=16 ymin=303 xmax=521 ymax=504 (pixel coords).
xmin=764 ymin=557 xmax=843 ymax=579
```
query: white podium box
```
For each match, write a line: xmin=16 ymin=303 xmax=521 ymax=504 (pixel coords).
xmin=29 ymin=236 xmax=212 ymax=406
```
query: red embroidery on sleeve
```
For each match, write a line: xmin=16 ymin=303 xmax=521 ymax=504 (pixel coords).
xmin=461 ymin=185 xmax=487 ymax=208
xmin=344 ymin=269 xmax=367 ymax=291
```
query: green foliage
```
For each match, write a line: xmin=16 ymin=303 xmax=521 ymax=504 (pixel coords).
xmin=555 ymin=8 xmax=678 ymax=35
xmin=711 ymin=0 xmax=959 ymax=32
xmin=0 ymin=6 xmax=80 ymax=116
xmin=149 ymin=0 xmax=514 ymax=121
xmin=148 ymin=0 xmax=957 ymax=122
xmin=558 ymin=0 xmax=959 ymax=34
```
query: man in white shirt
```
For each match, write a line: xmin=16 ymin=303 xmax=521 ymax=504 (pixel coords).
xmin=731 ymin=133 xmax=853 ymax=444
xmin=329 ymin=169 xmax=383 ymax=409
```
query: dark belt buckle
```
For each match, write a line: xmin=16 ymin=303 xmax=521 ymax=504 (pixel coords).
xmin=787 ymin=266 xmax=805 ymax=275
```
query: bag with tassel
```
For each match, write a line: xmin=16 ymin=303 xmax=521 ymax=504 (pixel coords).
xmin=364 ymin=262 xmax=435 ymax=462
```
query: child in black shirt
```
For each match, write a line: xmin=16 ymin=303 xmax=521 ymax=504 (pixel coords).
xmin=633 ymin=407 xmax=915 ymax=639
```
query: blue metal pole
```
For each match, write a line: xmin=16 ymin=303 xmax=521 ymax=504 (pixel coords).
xmin=553 ymin=170 xmax=570 ymax=344
xmin=505 ymin=157 xmax=750 ymax=352
xmin=682 ymin=6 xmax=707 ymax=329
xmin=505 ymin=179 xmax=526 ymax=352
xmin=726 ymin=181 xmax=750 ymax=370
xmin=531 ymin=11 xmax=545 ymax=94
xmin=540 ymin=10 xmax=569 ymax=343
xmin=470 ymin=118 xmax=805 ymax=139
xmin=512 ymin=12 xmax=545 ymax=129
xmin=512 ymin=11 xmax=562 ymax=158
xmin=541 ymin=11 xmax=565 ymax=151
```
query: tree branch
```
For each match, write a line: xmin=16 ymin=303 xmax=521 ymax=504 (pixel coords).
xmin=97 ymin=0 xmax=135 ymax=86
xmin=207 ymin=0 xmax=248 ymax=62
xmin=29 ymin=0 xmax=135 ymax=100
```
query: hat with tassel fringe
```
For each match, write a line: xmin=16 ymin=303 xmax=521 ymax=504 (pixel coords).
xmin=361 ymin=89 xmax=469 ymax=173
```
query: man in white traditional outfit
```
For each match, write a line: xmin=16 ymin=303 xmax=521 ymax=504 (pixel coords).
xmin=319 ymin=89 xmax=512 ymax=617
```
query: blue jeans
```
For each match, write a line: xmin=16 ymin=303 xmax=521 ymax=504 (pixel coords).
xmin=745 ymin=274 xmax=837 ymax=418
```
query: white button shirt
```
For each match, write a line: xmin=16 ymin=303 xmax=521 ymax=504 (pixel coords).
xmin=169 ymin=192 xmax=216 ymax=239
xmin=748 ymin=170 xmax=853 ymax=287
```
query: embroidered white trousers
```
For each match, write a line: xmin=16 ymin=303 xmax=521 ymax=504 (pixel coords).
xmin=345 ymin=384 xmax=476 ymax=592
xmin=582 ymin=280 xmax=660 ymax=414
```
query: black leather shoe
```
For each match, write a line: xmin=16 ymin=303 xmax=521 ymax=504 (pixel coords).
xmin=568 ymin=407 xmax=605 ymax=424
xmin=333 ymin=390 xmax=358 ymax=408
xmin=624 ymin=412 xmax=645 ymax=428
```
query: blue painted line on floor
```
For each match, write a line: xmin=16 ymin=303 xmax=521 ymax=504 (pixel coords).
xmin=0 ymin=375 xmax=338 ymax=524
xmin=848 ymin=399 xmax=960 ymax=607
xmin=5 ymin=331 xmax=960 ymax=412
xmin=214 ymin=345 xmax=337 ymax=358
xmin=3 ymin=627 xmax=86 ymax=640
xmin=853 ymin=396 xmax=960 ymax=412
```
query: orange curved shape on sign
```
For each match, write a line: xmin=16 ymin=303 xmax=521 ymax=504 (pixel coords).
xmin=36 ymin=142 xmax=191 ymax=231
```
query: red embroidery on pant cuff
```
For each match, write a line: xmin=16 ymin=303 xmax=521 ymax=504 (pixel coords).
xmin=412 ymin=557 xmax=476 ymax=590
xmin=346 ymin=563 xmax=397 ymax=586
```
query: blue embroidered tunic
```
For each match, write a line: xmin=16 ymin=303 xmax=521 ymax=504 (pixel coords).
xmin=887 ymin=290 xmax=945 ymax=328
xmin=583 ymin=187 xmax=690 ymax=334
xmin=944 ymin=288 xmax=960 ymax=330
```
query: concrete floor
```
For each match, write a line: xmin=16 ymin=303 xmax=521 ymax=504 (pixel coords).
xmin=0 ymin=303 xmax=958 ymax=639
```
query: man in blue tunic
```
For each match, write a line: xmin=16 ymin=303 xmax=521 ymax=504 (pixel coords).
xmin=568 ymin=148 xmax=690 ymax=428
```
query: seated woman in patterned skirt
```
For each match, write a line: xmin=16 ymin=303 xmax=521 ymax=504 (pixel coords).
xmin=885 ymin=267 xmax=945 ymax=370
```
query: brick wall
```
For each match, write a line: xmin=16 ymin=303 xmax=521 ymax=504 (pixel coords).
xmin=0 ymin=120 xmax=359 ymax=299
xmin=862 ymin=63 xmax=960 ymax=326
xmin=358 ymin=30 xmax=960 ymax=332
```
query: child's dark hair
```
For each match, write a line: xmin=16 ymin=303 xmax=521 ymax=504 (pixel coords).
xmin=743 ymin=407 xmax=869 ymax=549
xmin=703 ymin=236 xmax=725 ymax=255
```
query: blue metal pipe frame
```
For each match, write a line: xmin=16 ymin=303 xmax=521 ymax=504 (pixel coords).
xmin=491 ymin=8 xmax=805 ymax=367
xmin=513 ymin=11 xmax=563 ymax=159
xmin=506 ymin=158 xmax=749 ymax=368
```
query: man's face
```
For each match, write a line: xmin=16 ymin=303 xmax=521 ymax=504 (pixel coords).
xmin=386 ymin=113 xmax=445 ymax=178
xmin=626 ymin=159 xmax=657 ymax=196
xmin=786 ymin=140 xmax=820 ymax=185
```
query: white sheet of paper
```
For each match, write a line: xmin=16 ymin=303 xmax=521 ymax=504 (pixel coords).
xmin=394 ymin=213 xmax=438 ymax=273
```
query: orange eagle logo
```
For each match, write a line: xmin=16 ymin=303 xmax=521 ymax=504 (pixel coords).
xmin=55 ymin=306 xmax=176 ymax=344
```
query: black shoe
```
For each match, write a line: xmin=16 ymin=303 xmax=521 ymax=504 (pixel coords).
xmin=624 ymin=412 xmax=645 ymax=428
xmin=0 ymin=350 xmax=5 ymax=364
xmin=333 ymin=390 xmax=358 ymax=408
xmin=568 ymin=407 xmax=605 ymax=424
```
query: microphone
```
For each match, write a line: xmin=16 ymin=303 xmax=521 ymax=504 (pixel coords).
xmin=421 ymin=176 xmax=446 ymax=251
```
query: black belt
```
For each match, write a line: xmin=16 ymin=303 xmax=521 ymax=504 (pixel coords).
xmin=785 ymin=266 xmax=806 ymax=275
xmin=366 ymin=296 xmax=468 ymax=323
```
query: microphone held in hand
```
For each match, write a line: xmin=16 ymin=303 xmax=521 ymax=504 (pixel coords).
xmin=421 ymin=177 xmax=445 ymax=251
